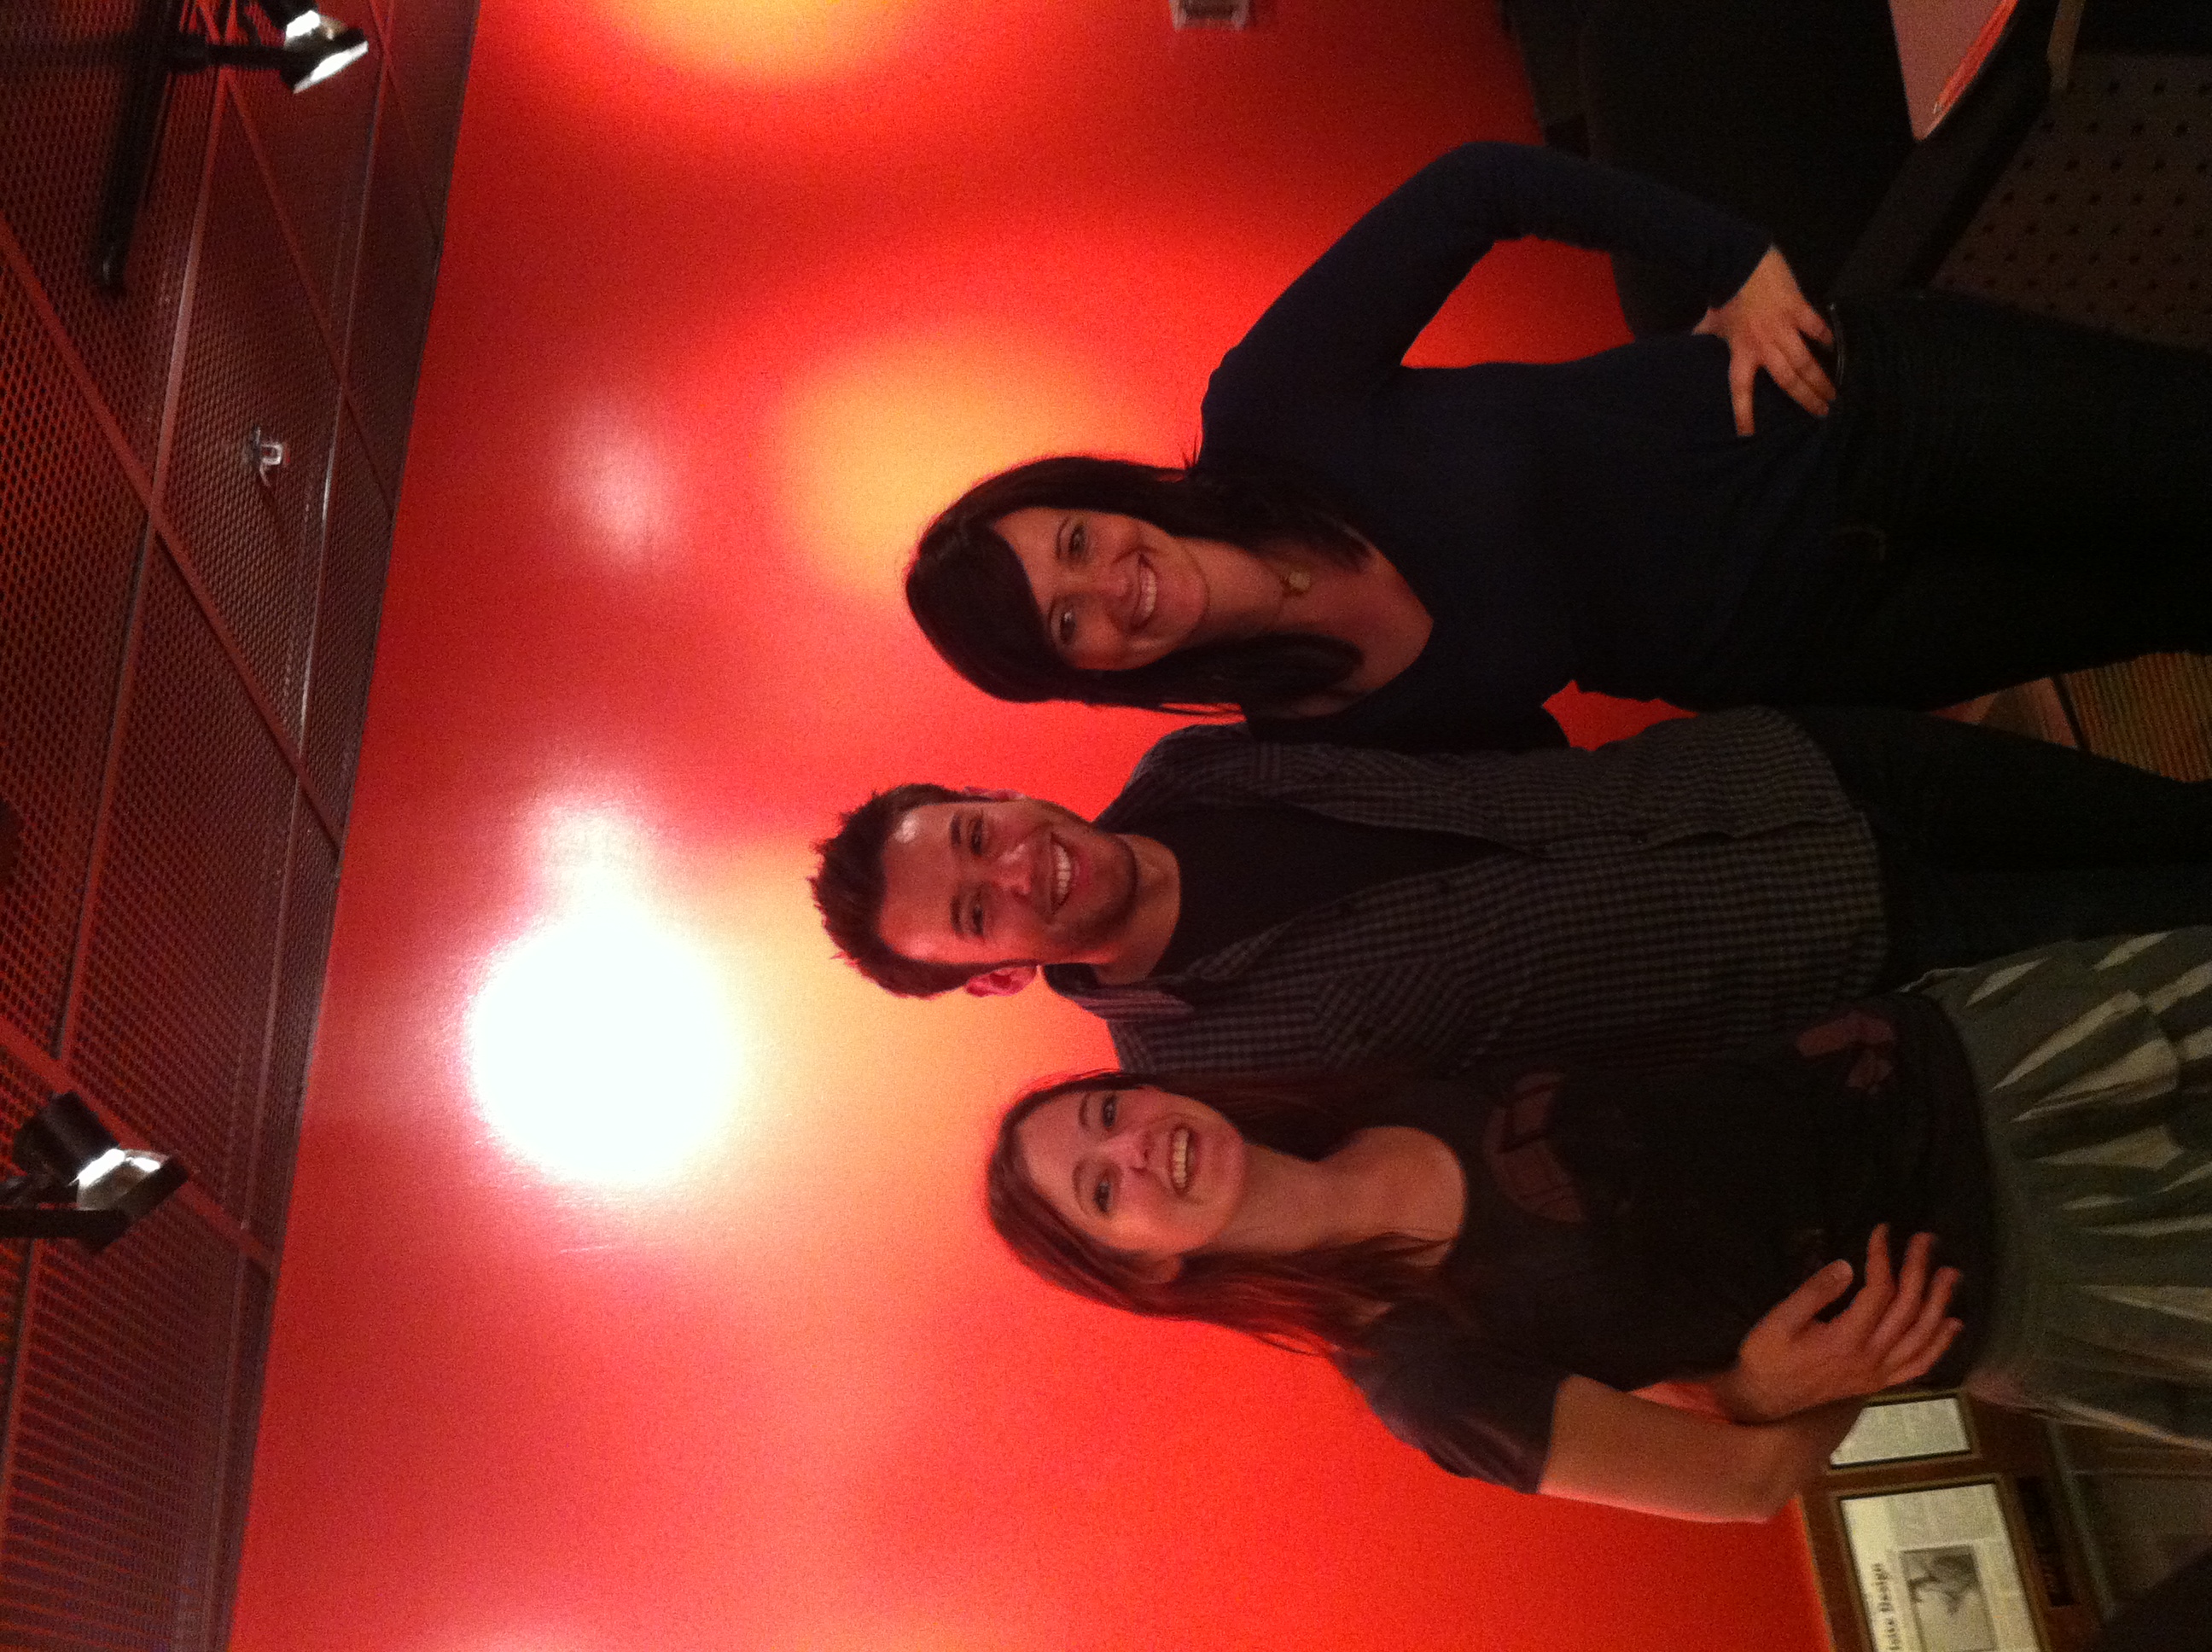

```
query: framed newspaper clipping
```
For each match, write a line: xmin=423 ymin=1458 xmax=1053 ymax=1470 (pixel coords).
xmin=1797 ymin=1393 xmax=2099 ymax=1652
xmin=1840 ymin=1480 xmax=2036 ymax=1652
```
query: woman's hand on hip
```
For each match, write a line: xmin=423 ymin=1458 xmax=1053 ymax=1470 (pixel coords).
xmin=1694 ymin=246 xmax=1837 ymax=435
xmin=1714 ymin=1225 xmax=1963 ymax=1423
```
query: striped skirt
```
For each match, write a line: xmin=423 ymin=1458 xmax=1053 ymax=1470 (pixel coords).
xmin=1916 ymin=928 xmax=2212 ymax=1446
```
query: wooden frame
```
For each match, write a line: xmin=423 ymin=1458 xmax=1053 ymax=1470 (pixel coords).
xmin=1831 ymin=1394 xmax=1978 ymax=1469
xmin=1798 ymin=1394 xmax=2102 ymax=1652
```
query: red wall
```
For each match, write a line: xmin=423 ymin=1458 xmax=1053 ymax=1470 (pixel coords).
xmin=232 ymin=3 xmax=1826 ymax=1648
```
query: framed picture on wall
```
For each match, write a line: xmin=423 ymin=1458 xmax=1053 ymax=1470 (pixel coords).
xmin=1832 ymin=1394 xmax=1976 ymax=1469
xmin=1840 ymin=1480 xmax=2040 ymax=1652
xmin=1797 ymin=1394 xmax=2099 ymax=1652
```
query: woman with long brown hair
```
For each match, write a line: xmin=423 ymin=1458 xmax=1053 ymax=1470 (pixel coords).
xmin=985 ymin=930 xmax=2212 ymax=1520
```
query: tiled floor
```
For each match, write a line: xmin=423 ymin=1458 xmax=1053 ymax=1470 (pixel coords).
xmin=0 ymin=1 xmax=469 ymax=1643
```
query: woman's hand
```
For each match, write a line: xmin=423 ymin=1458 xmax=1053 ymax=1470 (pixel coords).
xmin=1693 ymin=246 xmax=1836 ymax=436
xmin=1714 ymin=1226 xmax=1963 ymax=1424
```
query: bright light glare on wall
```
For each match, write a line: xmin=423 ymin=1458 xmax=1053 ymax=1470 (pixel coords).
xmin=567 ymin=405 xmax=672 ymax=566
xmin=466 ymin=808 xmax=742 ymax=1188
xmin=597 ymin=0 xmax=916 ymax=82
xmin=777 ymin=325 xmax=1154 ymax=601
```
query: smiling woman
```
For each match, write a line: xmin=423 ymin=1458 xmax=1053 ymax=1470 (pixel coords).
xmin=1016 ymin=1083 xmax=1254 ymax=1263
xmin=982 ymin=931 xmax=2212 ymax=1523
xmin=905 ymin=141 xmax=2212 ymax=754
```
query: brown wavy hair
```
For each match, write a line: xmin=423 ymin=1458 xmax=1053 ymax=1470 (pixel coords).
xmin=906 ymin=455 xmax=1370 ymax=715
xmin=985 ymin=1067 xmax=1455 ymax=1356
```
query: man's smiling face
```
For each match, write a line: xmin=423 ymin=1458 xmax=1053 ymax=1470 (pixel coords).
xmin=873 ymin=797 xmax=1141 ymax=974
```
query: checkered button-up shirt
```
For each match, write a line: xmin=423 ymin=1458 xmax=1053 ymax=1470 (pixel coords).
xmin=1045 ymin=707 xmax=1888 ymax=1076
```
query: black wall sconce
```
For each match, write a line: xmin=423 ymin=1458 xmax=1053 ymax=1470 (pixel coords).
xmin=96 ymin=0 xmax=373 ymax=290
xmin=1 ymin=1093 xmax=187 ymax=1251
xmin=176 ymin=2 xmax=371 ymax=92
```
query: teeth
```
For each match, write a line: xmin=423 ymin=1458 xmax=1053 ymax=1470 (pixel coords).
xmin=1170 ymin=1127 xmax=1190 ymax=1194
xmin=1051 ymin=841 xmax=1072 ymax=911
xmin=1135 ymin=563 xmax=1156 ymax=627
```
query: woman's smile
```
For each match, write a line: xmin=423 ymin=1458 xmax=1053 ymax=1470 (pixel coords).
xmin=1132 ymin=559 xmax=1158 ymax=629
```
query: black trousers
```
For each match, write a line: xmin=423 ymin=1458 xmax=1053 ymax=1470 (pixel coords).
xmin=1689 ymin=292 xmax=2212 ymax=712
xmin=1785 ymin=707 xmax=2212 ymax=986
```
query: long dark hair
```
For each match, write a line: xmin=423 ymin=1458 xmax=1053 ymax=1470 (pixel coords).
xmin=984 ymin=1067 xmax=1454 ymax=1356
xmin=907 ymin=455 xmax=1371 ymax=715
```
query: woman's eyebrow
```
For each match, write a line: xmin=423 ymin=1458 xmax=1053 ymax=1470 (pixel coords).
xmin=1076 ymin=1093 xmax=1091 ymax=1132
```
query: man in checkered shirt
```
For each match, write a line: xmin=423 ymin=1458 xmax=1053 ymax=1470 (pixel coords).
xmin=811 ymin=706 xmax=2212 ymax=1075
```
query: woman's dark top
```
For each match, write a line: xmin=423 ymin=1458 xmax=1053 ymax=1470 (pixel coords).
xmin=1208 ymin=143 xmax=1860 ymax=754
xmin=1333 ymin=992 xmax=1993 ymax=1493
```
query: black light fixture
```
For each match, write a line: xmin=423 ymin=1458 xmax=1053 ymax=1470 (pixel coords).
xmin=0 ymin=1093 xmax=188 ymax=1251
xmin=96 ymin=0 xmax=374 ymax=289
xmin=172 ymin=8 xmax=371 ymax=95
xmin=255 ymin=0 xmax=344 ymax=44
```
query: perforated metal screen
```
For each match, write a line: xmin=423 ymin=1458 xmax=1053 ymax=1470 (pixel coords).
xmin=0 ymin=0 xmax=475 ymax=1643
xmin=1939 ymin=55 xmax=2212 ymax=348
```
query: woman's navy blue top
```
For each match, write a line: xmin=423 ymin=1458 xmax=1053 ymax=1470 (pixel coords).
xmin=1205 ymin=143 xmax=1858 ymax=753
xmin=1334 ymin=992 xmax=1992 ymax=1494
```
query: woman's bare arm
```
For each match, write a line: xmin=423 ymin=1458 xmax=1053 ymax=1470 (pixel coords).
xmin=1540 ymin=1376 xmax=1860 ymax=1522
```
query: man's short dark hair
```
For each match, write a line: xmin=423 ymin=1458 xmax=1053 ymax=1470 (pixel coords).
xmin=812 ymin=782 xmax=995 ymax=998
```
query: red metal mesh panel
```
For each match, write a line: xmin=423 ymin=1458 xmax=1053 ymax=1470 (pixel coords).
xmin=345 ymin=79 xmax=439 ymax=497
xmin=66 ymin=554 xmax=296 ymax=1219
xmin=302 ymin=414 xmax=392 ymax=820
xmin=247 ymin=808 xmax=339 ymax=1247
xmin=0 ymin=0 xmax=218 ymax=463
xmin=226 ymin=0 xmax=381 ymax=327
xmin=0 ymin=263 xmax=148 ymax=1054
xmin=377 ymin=0 xmax=479 ymax=233
xmin=199 ymin=1258 xmax=271 ymax=1652
xmin=0 ymin=1238 xmax=29 ymax=1431
xmin=0 ymin=1043 xmax=55 ymax=1414
xmin=0 ymin=0 xmax=438 ymax=1636
xmin=0 ymin=1210 xmax=243 ymax=1651
xmin=162 ymin=99 xmax=340 ymax=736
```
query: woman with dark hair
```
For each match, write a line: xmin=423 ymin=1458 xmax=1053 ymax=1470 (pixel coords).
xmin=909 ymin=143 xmax=2211 ymax=753
xmin=986 ymin=928 xmax=2212 ymax=1521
